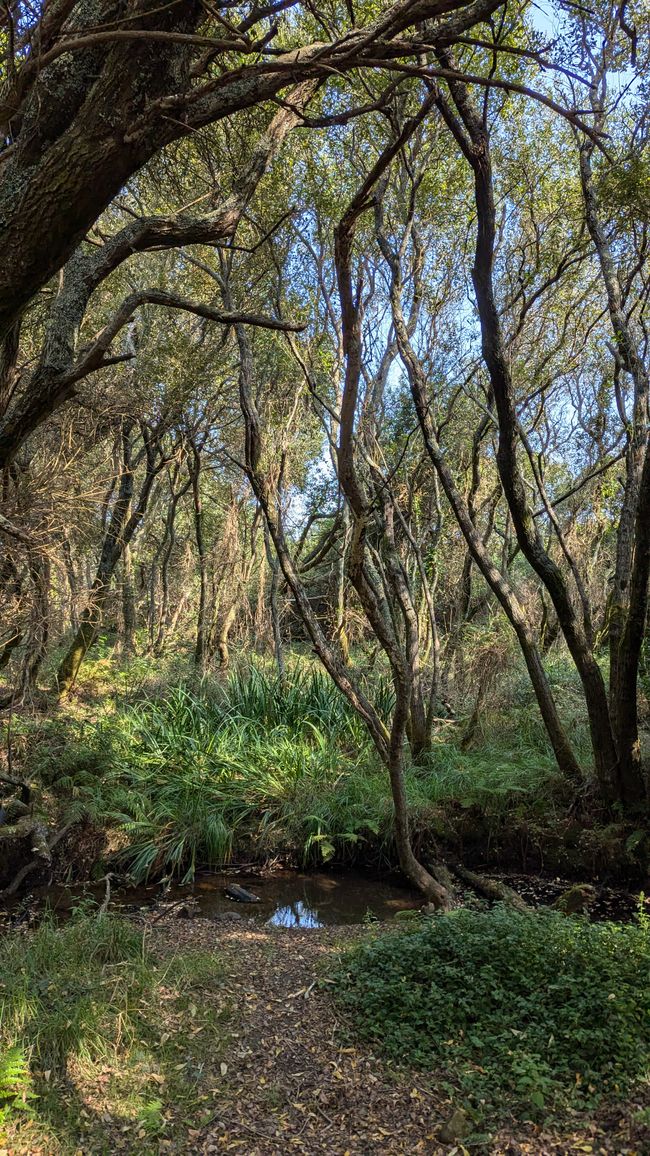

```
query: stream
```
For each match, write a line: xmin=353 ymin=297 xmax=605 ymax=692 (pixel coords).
xmin=4 ymin=869 xmax=421 ymax=928
xmin=2 ymin=867 xmax=645 ymax=929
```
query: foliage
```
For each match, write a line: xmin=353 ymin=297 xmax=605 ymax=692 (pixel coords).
xmin=39 ymin=658 xmax=573 ymax=882
xmin=219 ymin=664 xmax=373 ymax=740
xmin=0 ymin=908 xmax=229 ymax=1151
xmin=0 ymin=908 xmax=151 ymax=1074
xmin=104 ymin=674 xmax=378 ymax=880
xmin=0 ymin=1046 xmax=34 ymax=1125
xmin=332 ymin=905 xmax=650 ymax=1121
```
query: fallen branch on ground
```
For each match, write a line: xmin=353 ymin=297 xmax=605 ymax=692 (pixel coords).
xmin=0 ymin=823 xmax=76 ymax=900
xmin=450 ymin=864 xmax=531 ymax=912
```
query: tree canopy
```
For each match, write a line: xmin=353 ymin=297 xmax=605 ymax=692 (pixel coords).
xmin=1 ymin=0 xmax=649 ymax=902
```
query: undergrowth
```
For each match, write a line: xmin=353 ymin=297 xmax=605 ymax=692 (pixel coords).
xmin=332 ymin=904 xmax=650 ymax=1126
xmin=0 ymin=907 xmax=230 ymax=1153
xmin=22 ymin=656 xmax=590 ymax=882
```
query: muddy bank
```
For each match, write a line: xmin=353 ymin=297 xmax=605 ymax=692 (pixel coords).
xmin=0 ymin=800 xmax=648 ymax=914
xmin=409 ymin=810 xmax=650 ymax=885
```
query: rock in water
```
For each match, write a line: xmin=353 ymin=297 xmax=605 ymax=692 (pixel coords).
xmin=225 ymin=883 xmax=260 ymax=903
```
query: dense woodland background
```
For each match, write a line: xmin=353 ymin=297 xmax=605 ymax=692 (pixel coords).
xmin=0 ymin=0 xmax=648 ymax=906
xmin=1 ymin=3 xmax=650 ymax=1152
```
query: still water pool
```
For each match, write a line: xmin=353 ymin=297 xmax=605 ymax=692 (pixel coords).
xmin=30 ymin=870 xmax=422 ymax=928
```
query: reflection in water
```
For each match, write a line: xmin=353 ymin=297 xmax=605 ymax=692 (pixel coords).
xmin=268 ymin=900 xmax=322 ymax=929
xmin=18 ymin=869 xmax=421 ymax=928
xmin=14 ymin=867 xmax=643 ymax=928
xmin=205 ymin=871 xmax=419 ymax=926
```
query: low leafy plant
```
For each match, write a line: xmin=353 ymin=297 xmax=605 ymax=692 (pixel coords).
xmin=0 ymin=1046 xmax=34 ymax=1124
xmin=332 ymin=905 xmax=650 ymax=1120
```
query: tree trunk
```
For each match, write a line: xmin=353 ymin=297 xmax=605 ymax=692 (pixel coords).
xmin=215 ymin=604 xmax=238 ymax=670
xmin=438 ymin=68 xmax=621 ymax=801
xmin=57 ymin=421 xmax=162 ymax=692
xmin=264 ymin=523 xmax=285 ymax=680
xmin=153 ymin=473 xmax=190 ymax=655
xmin=579 ymin=141 xmax=649 ymax=805
xmin=189 ymin=444 xmax=208 ymax=671
xmin=613 ymin=439 xmax=650 ymax=803
xmin=332 ymin=126 xmax=452 ymax=903
xmin=122 ymin=543 xmax=136 ymax=655
xmin=57 ymin=588 xmax=109 ymax=693
xmin=334 ymin=510 xmax=351 ymax=666
xmin=61 ymin=535 xmax=79 ymax=632
xmin=16 ymin=550 xmax=50 ymax=699
xmin=378 ymin=206 xmax=582 ymax=784
xmin=387 ymin=689 xmax=448 ymax=907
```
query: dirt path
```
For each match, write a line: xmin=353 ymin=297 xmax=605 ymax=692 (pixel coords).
xmin=149 ymin=918 xmax=647 ymax=1156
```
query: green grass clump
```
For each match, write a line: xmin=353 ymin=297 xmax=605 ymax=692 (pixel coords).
xmin=221 ymin=664 xmax=373 ymax=740
xmin=0 ymin=908 xmax=149 ymax=1074
xmin=106 ymin=681 xmax=561 ymax=883
xmin=332 ymin=905 xmax=650 ymax=1120
xmin=0 ymin=908 xmax=229 ymax=1152
xmin=107 ymin=687 xmax=377 ymax=881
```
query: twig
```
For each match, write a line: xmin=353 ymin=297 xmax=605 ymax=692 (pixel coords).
xmin=150 ymin=896 xmax=193 ymax=923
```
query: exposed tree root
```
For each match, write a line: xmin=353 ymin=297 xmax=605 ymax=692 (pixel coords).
xmin=450 ymin=863 xmax=531 ymax=912
xmin=429 ymin=862 xmax=458 ymax=901
xmin=0 ymin=822 xmax=75 ymax=900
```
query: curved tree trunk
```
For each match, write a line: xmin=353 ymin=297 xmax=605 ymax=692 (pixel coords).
xmin=437 ymin=63 xmax=634 ymax=803
xmin=234 ymin=300 xmax=449 ymax=903
xmin=376 ymin=200 xmax=583 ymax=784
xmin=332 ymin=114 xmax=453 ymax=904
xmin=579 ymin=136 xmax=649 ymax=805
xmin=57 ymin=587 xmax=110 ymax=693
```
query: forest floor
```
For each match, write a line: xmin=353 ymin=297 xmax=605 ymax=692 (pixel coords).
xmin=148 ymin=916 xmax=646 ymax=1156
xmin=2 ymin=912 xmax=649 ymax=1155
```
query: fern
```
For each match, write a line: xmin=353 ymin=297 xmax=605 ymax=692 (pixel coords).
xmin=0 ymin=1046 xmax=34 ymax=1120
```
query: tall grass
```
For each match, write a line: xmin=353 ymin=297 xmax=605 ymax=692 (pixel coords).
xmin=0 ymin=910 xmax=148 ymax=1073
xmin=220 ymin=664 xmax=372 ymax=740
xmin=107 ymin=680 xmax=378 ymax=880
xmin=0 ymin=907 xmax=230 ymax=1151
xmin=45 ymin=659 xmax=574 ymax=882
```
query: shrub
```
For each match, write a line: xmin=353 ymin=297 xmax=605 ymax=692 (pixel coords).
xmin=332 ymin=905 xmax=650 ymax=1119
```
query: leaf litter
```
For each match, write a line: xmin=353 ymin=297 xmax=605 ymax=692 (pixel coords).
xmin=145 ymin=916 xmax=649 ymax=1156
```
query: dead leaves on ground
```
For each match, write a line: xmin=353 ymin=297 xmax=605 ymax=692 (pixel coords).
xmin=148 ymin=918 xmax=648 ymax=1156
